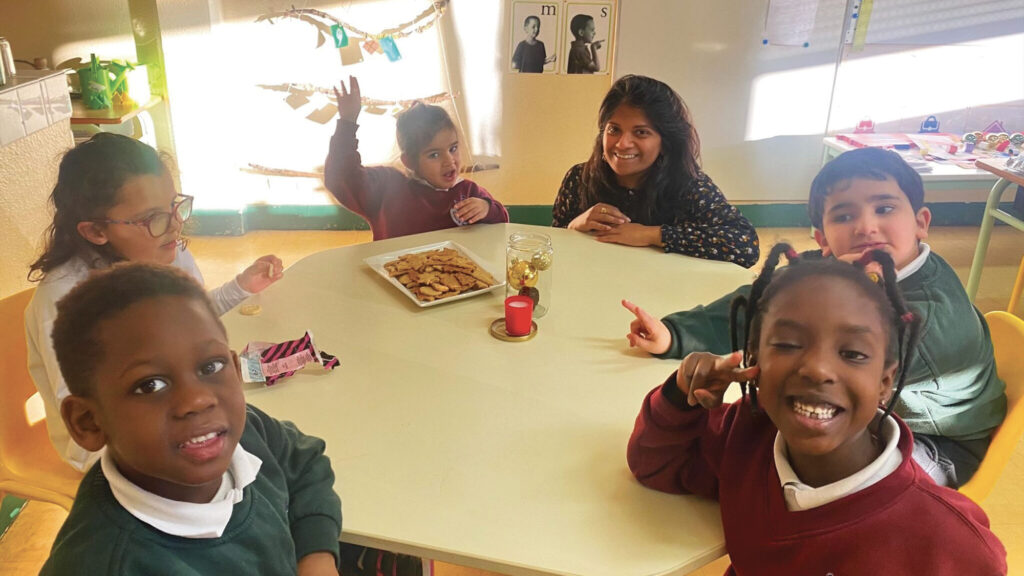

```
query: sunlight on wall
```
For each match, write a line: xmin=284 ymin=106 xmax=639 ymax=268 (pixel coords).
xmin=745 ymin=63 xmax=835 ymax=141
xmin=745 ymin=33 xmax=1024 ymax=141
xmin=162 ymin=1 xmax=453 ymax=210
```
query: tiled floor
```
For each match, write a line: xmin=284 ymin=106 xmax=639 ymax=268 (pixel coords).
xmin=1 ymin=226 xmax=1020 ymax=576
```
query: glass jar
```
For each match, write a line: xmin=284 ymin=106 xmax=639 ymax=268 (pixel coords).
xmin=506 ymin=232 xmax=554 ymax=318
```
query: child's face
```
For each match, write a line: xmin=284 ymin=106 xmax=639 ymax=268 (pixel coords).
xmin=815 ymin=177 xmax=931 ymax=270
xmin=602 ymin=104 xmax=662 ymax=189
xmin=79 ymin=295 xmax=246 ymax=503
xmin=525 ymin=19 xmax=540 ymax=40
xmin=753 ymin=275 xmax=896 ymax=480
xmin=84 ymin=173 xmax=185 ymax=265
xmin=581 ymin=19 xmax=596 ymax=42
xmin=412 ymin=128 xmax=461 ymax=190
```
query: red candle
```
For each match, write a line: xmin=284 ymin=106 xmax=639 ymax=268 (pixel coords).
xmin=504 ymin=295 xmax=534 ymax=336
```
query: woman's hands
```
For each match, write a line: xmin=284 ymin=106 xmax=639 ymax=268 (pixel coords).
xmin=568 ymin=203 xmax=661 ymax=247
xmin=595 ymin=223 xmax=662 ymax=247
xmin=237 ymin=255 xmax=284 ymax=293
xmin=567 ymin=202 xmax=629 ymax=232
xmin=334 ymin=76 xmax=361 ymax=124
xmin=675 ymin=351 xmax=759 ymax=409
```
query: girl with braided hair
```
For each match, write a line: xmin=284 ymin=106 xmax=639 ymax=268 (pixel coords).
xmin=627 ymin=243 xmax=1005 ymax=575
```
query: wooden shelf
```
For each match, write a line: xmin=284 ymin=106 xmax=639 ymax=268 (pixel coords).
xmin=70 ymin=96 xmax=162 ymax=125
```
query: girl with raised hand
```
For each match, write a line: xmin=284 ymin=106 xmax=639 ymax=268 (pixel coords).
xmin=324 ymin=76 xmax=508 ymax=240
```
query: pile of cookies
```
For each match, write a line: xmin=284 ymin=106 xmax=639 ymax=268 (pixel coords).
xmin=384 ymin=247 xmax=498 ymax=302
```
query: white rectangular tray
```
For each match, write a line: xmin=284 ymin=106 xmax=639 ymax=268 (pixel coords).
xmin=364 ymin=241 xmax=506 ymax=308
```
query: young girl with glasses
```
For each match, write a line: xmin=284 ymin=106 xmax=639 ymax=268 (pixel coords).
xmin=26 ymin=133 xmax=283 ymax=471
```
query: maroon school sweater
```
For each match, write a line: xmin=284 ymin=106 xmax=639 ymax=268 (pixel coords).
xmin=323 ymin=120 xmax=508 ymax=240
xmin=627 ymin=375 xmax=1007 ymax=576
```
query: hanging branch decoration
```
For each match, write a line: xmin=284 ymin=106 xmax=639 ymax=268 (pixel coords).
xmin=247 ymin=2 xmax=480 ymax=176
xmin=256 ymin=82 xmax=455 ymax=118
xmin=244 ymin=161 xmax=499 ymax=179
xmin=255 ymin=1 xmax=448 ymax=50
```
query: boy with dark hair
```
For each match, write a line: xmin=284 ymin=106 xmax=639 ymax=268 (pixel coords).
xmin=42 ymin=263 xmax=342 ymax=575
xmin=566 ymin=14 xmax=603 ymax=74
xmin=623 ymin=147 xmax=1006 ymax=487
xmin=511 ymin=15 xmax=555 ymax=73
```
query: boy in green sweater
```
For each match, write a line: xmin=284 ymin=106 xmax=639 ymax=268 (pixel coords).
xmin=41 ymin=263 xmax=342 ymax=576
xmin=623 ymin=147 xmax=1006 ymax=488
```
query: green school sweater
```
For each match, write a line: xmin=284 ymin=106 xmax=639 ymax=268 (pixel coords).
xmin=658 ymin=251 xmax=1006 ymax=442
xmin=40 ymin=405 xmax=342 ymax=576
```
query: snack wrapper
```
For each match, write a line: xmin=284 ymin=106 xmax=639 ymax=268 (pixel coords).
xmin=241 ymin=331 xmax=340 ymax=386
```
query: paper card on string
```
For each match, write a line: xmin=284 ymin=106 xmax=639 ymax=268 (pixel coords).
xmin=331 ymin=24 xmax=349 ymax=47
xmin=306 ymin=103 xmax=339 ymax=124
xmin=380 ymin=36 xmax=402 ymax=62
xmin=339 ymin=39 xmax=364 ymax=66
xmin=285 ymin=91 xmax=310 ymax=109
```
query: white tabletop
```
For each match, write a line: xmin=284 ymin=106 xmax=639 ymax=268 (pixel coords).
xmin=223 ymin=223 xmax=754 ymax=576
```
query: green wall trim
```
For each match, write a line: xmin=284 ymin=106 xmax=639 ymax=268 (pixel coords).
xmin=191 ymin=202 xmax=1018 ymax=235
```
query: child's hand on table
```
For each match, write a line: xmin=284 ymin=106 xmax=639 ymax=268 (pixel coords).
xmin=622 ymin=299 xmax=671 ymax=355
xmin=237 ymin=255 xmax=284 ymax=293
xmin=567 ymin=202 xmax=629 ymax=232
xmin=453 ymin=197 xmax=490 ymax=224
xmin=676 ymin=351 xmax=759 ymax=409
xmin=297 ymin=552 xmax=340 ymax=576
xmin=334 ymin=75 xmax=361 ymax=124
xmin=595 ymin=222 xmax=661 ymax=247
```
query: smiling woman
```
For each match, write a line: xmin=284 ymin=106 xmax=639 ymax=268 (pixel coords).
xmin=551 ymin=75 xmax=760 ymax=268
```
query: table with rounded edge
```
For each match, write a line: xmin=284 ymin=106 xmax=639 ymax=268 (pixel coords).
xmin=222 ymin=223 xmax=754 ymax=576
xmin=965 ymin=158 xmax=1024 ymax=301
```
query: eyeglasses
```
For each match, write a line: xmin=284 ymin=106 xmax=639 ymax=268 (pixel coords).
xmin=95 ymin=195 xmax=193 ymax=238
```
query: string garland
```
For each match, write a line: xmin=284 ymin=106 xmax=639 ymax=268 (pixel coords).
xmin=256 ymin=1 xmax=447 ymax=43
xmin=256 ymin=82 xmax=453 ymax=109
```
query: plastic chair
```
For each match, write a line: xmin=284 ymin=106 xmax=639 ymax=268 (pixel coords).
xmin=1008 ymin=255 xmax=1024 ymax=315
xmin=0 ymin=289 xmax=82 ymax=511
xmin=958 ymin=311 xmax=1024 ymax=504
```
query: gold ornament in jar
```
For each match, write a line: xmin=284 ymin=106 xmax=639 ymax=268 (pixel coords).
xmin=508 ymin=259 xmax=538 ymax=289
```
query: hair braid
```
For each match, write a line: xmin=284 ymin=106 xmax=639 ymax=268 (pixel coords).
xmin=853 ymin=250 xmax=922 ymax=421
xmin=729 ymin=242 xmax=801 ymax=408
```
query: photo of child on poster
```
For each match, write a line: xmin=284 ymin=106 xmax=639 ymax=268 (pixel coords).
xmin=565 ymin=3 xmax=613 ymax=75
xmin=510 ymin=1 xmax=560 ymax=74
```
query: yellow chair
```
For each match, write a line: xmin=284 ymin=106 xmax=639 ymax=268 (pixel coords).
xmin=0 ymin=288 xmax=82 ymax=511
xmin=1008 ymin=255 xmax=1024 ymax=315
xmin=959 ymin=311 xmax=1024 ymax=504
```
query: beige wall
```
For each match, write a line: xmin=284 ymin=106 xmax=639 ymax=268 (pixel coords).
xmin=0 ymin=121 xmax=73 ymax=299
xmin=474 ymin=70 xmax=611 ymax=206
xmin=0 ymin=0 xmax=135 ymax=67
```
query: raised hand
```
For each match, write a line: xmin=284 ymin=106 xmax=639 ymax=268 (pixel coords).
xmin=622 ymin=299 xmax=671 ymax=355
xmin=567 ymin=202 xmax=629 ymax=233
xmin=676 ymin=351 xmax=759 ymax=409
xmin=334 ymin=76 xmax=362 ymax=123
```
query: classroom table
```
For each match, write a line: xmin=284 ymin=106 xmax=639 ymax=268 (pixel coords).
xmin=822 ymin=136 xmax=998 ymax=195
xmin=965 ymin=158 xmax=1024 ymax=301
xmin=221 ymin=223 xmax=754 ymax=576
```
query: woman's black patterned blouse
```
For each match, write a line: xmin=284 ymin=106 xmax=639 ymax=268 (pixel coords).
xmin=551 ymin=163 xmax=760 ymax=268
